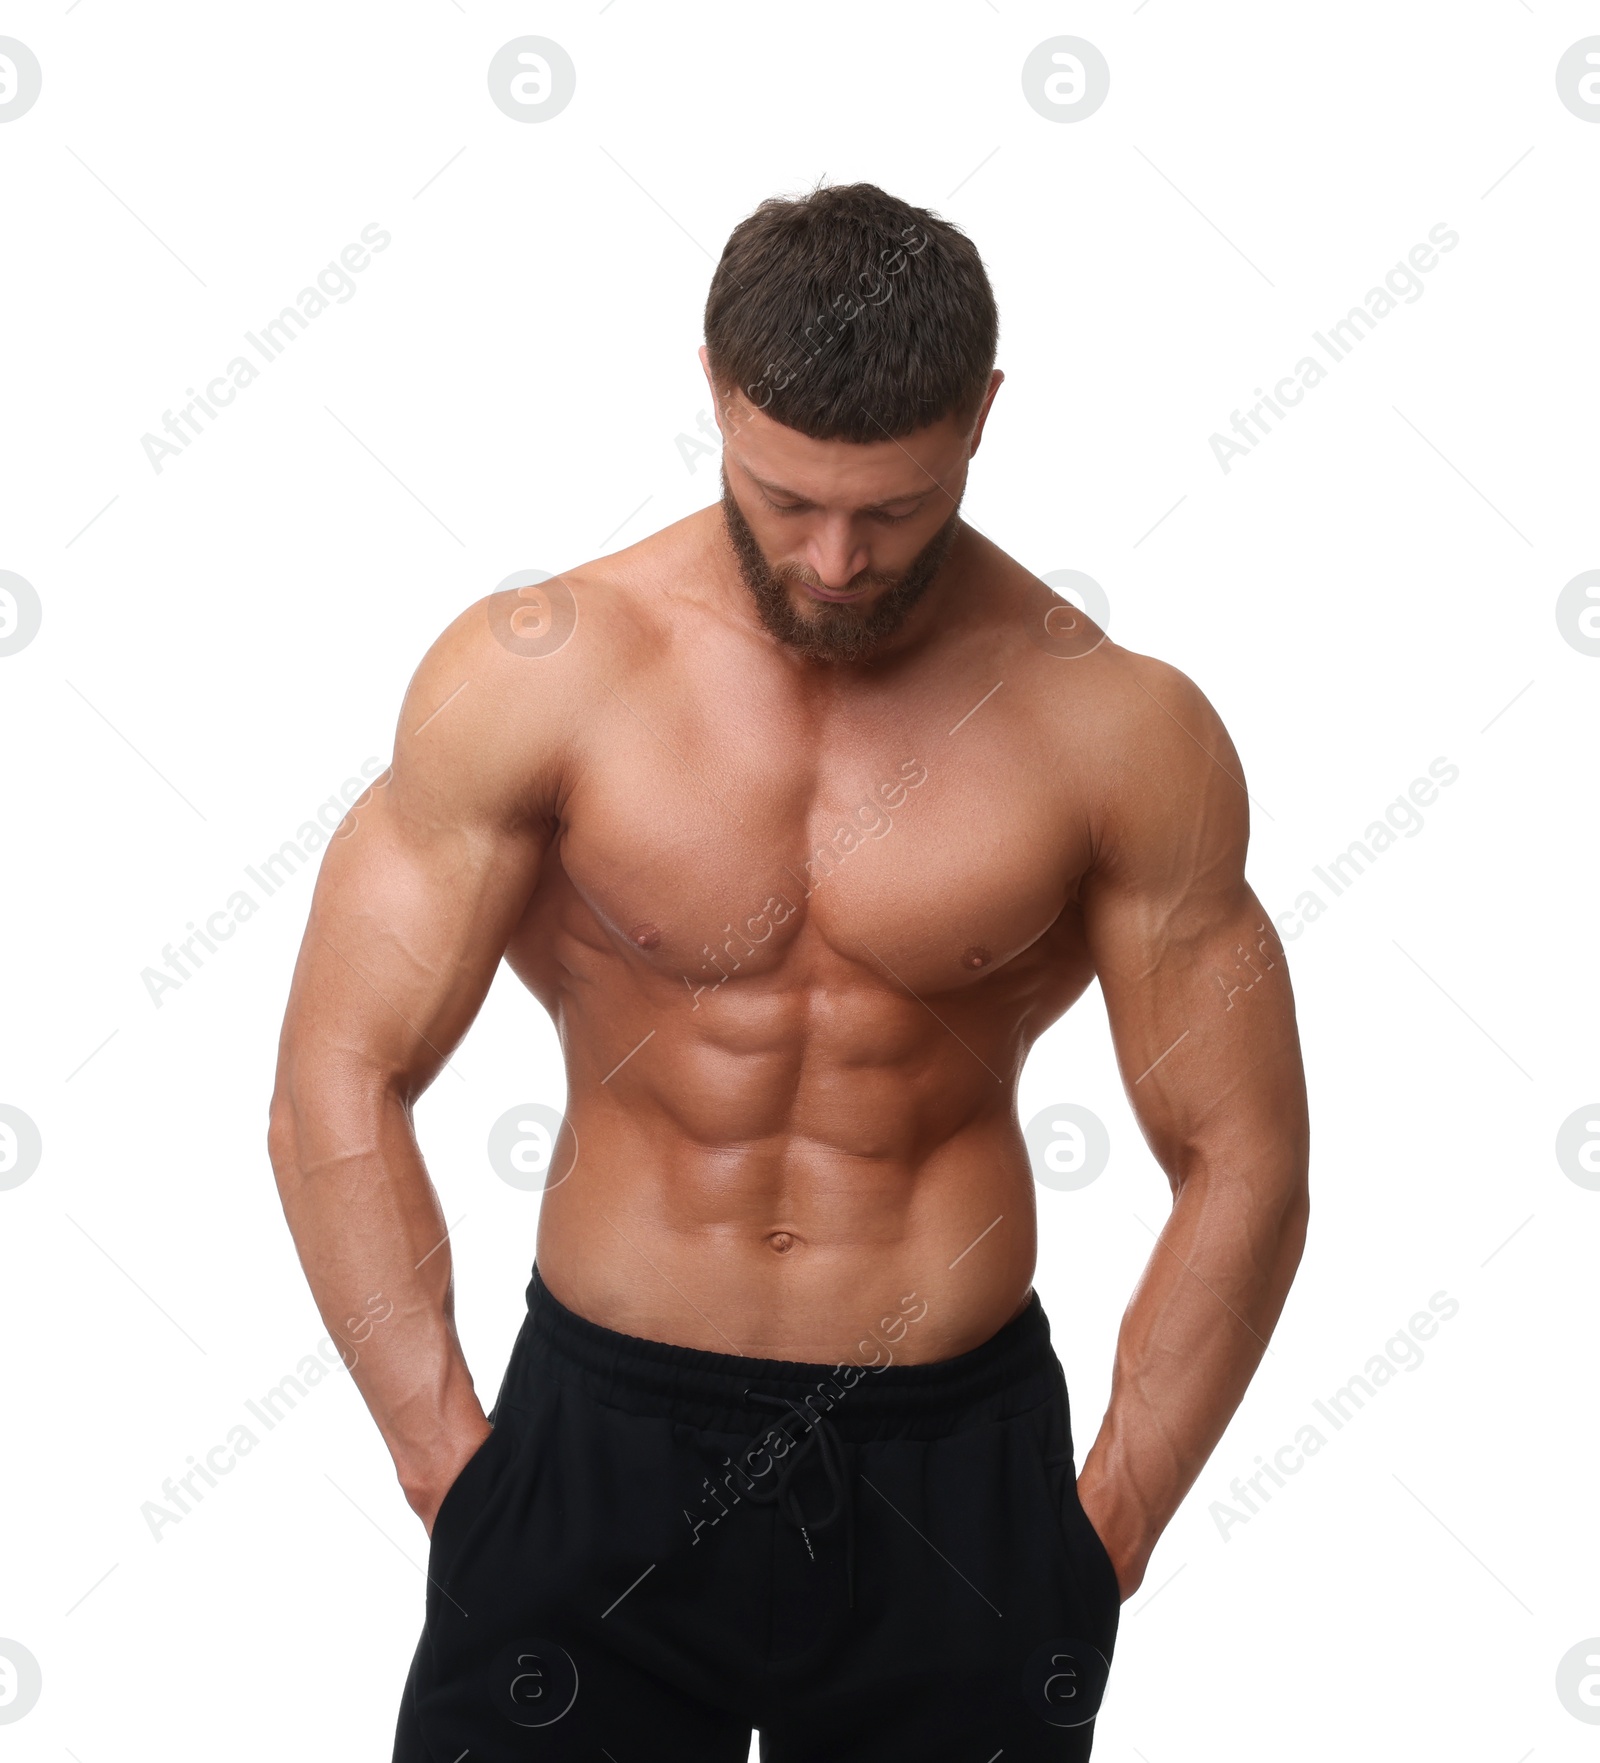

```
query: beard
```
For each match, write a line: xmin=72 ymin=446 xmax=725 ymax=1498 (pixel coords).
xmin=719 ymin=463 xmax=964 ymax=663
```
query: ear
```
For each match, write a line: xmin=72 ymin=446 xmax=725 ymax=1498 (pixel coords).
xmin=967 ymin=368 xmax=1006 ymax=458
xmin=698 ymin=345 xmax=721 ymax=420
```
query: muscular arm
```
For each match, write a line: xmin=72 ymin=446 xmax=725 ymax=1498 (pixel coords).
xmin=266 ymin=599 xmax=562 ymax=1531
xmin=1076 ymin=655 xmax=1310 ymax=1596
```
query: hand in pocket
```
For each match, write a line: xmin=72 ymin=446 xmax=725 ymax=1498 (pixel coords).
xmin=1077 ymin=1481 xmax=1133 ymax=1603
xmin=416 ymin=1417 xmax=495 ymax=1538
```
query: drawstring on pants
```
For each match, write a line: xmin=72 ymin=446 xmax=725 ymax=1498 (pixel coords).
xmin=740 ymin=1391 xmax=857 ymax=1610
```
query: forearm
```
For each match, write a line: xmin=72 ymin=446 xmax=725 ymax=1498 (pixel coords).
xmin=1077 ymin=1161 xmax=1309 ymax=1592
xmin=267 ymin=1072 xmax=489 ymax=1512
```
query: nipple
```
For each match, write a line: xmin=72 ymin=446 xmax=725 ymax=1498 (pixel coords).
xmin=629 ymin=923 xmax=662 ymax=950
xmin=961 ymin=945 xmax=993 ymax=971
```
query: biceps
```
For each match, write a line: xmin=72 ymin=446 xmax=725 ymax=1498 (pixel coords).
xmin=1086 ymin=876 xmax=1303 ymax=1179
xmin=280 ymin=789 xmax=545 ymax=1093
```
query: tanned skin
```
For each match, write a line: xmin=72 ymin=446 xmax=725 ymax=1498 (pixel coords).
xmin=267 ymin=351 xmax=1310 ymax=1601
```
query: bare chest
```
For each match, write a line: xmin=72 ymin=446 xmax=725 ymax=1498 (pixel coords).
xmin=541 ymin=681 xmax=1088 ymax=1001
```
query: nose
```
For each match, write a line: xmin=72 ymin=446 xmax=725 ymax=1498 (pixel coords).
xmin=805 ymin=518 xmax=872 ymax=592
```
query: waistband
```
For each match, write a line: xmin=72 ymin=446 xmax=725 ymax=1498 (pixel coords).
xmin=510 ymin=1262 xmax=1063 ymax=1441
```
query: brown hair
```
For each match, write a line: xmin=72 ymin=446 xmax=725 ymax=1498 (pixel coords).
xmin=703 ymin=180 xmax=999 ymax=444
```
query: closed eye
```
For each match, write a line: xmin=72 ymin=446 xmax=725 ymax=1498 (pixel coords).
xmin=760 ymin=496 xmax=920 ymax=525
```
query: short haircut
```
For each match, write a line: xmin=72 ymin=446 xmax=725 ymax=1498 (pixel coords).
xmin=703 ymin=180 xmax=999 ymax=444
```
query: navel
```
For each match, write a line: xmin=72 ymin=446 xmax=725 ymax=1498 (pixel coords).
xmin=766 ymin=1231 xmax=799 ymax=1255
xmin=961 ymin=945 xmax=993 ymax=971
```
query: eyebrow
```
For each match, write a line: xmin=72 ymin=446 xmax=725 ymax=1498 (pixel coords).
xmin=747 ymin=471 xmax=930 ymax=514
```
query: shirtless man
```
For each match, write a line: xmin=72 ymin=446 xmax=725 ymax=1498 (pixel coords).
xmin=268 ymin=182 xmax=1309 ymax=1761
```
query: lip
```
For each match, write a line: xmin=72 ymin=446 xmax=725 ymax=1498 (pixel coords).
xmin=800 ymin=580 xmax=872 ymax=603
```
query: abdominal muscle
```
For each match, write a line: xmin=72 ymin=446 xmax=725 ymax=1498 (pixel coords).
xmin=527 ymin=969 xmax=1043 ymax=1366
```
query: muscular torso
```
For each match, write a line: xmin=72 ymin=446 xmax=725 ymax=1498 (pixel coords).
xmin=501 ymin=512 xmax=1118 ymax=1362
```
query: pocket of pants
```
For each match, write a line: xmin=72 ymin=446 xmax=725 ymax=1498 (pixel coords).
xmin=1062 ymin=1472 xmax=1122 ymax=1613
xmin=427 ymin=1418 xmax=517 ymax=1578
xmin=1029 ymin=1401 xmax=1123 ymax=1619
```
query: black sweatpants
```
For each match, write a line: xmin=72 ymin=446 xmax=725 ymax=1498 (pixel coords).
xmin=393 ymin=1265 xmax=1122 ymax=1760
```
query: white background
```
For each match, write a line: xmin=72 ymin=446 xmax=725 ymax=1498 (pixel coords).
xmin=2 ymin=2 xmax=1597 ymax=1758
